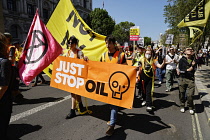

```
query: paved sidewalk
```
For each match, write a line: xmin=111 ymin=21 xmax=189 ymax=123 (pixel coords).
xmin=195 ymin=65 xmax=210 ymax=126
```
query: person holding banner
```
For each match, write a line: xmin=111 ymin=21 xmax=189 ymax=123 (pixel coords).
xmin=138 ymin=48 xmax=165 ymax=112
xmin=100 ymin=35 xmax=127 ymax=136
xmin=65 ymin=36 xmax=89 ymax=119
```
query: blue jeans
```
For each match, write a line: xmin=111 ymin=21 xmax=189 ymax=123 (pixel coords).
xmin=156 ymin=68 xmax=166 ymax=82
xmin=110 ymin=105 xmax=118 ymax=126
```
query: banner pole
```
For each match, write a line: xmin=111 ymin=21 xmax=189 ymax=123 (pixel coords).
xmin=133 ymin=41 xmax=135 ymax=58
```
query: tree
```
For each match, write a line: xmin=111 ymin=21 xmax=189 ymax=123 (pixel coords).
xmin=144 ymin=37 xmax=152 ymax=46
xmin=112 ymin=21 xmax=135 ymax=44
xmin=163 ymin=0 xmax=205 ymax=46
xmin=86 ymin=8 xmax=115 ymax=36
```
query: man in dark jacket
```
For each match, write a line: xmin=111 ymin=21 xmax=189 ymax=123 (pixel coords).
xmin=178 ymin=47 xmax=197 ymax=115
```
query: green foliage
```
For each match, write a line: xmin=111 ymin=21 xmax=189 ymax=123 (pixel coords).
xmin=144 ymin=37 xmax=152 ymax=46
xmin=112 ymin=21 xmax=135 ymax=44
xmin=86 ymin=8 xmax=115 ymax=36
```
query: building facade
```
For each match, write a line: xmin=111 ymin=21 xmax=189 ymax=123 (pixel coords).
xmin=0 ymin=0 xmax=92 ymax=43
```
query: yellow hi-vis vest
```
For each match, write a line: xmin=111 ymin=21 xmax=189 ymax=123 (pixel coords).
xmin=101 ymin=51 xmax=125 ymax=64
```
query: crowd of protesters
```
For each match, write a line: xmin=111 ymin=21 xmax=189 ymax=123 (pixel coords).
xmin=1 ymin=32 xmax=209 ymax=137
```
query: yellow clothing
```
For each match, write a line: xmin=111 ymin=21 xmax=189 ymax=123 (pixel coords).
xmin=15 ymin=48 xmax=23 ymax=61
xmin=101 ymin=51 xmax=125 ymax=64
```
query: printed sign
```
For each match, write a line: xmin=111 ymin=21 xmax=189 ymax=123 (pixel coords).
xmin=50 ymin=56 xmax=137 ymax=109
xmin=137 ymin=37 xmax=144 ymax=46
xmin=130 ymin=26 xmax=140 ymax=41
xmin=165 ymin=34 xmax=174 ymax=44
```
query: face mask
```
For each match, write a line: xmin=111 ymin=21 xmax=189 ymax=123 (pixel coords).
xmin=145 ymin=54 xmax=151 ymax=59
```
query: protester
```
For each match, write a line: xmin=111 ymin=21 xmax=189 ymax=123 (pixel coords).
xmin=178 ymin=47 xmax=197 ymax=115
xmin=100 ymin=35 xmax=127 ymax=136
xmin=0 ymin=32 xmax=14 ymax=139
xmin=132 ymin=44 xmax=145 ymax=98
xmin=124 ymin=45 xmax=133 ymax=60
xmin=116 ymin=43 xmax=123 ymax=53
xmin=205 ymin=51 xmax=209 ymax=66
xmin=164 ymin=47 xmax=179 ymax=92
xmin=4 ymin=33 xmax=24 ymax=103
xmin=138 ymin=48 xmax=165 ymax=111
xmin=197 ymin=49 xmax=204 ymax=70
xmin=12 ymin=41 xmax=23 ymax=67
xmin=65 ymin=36 xmax=89 ymax=119
xmin=155 ymin=47 xmax=166 ymax=84
xmin=132 ymin=45 xmax=144 ymax=66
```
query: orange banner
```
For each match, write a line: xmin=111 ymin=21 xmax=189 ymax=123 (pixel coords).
xmin=50 ymin=56 xmax=136 ymax=109
xmin=126 ymin=60 xmax=133 ymax=66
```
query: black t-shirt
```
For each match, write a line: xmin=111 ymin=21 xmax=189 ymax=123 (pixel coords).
xmin=179 ymin=56 xmax=196 ymax=79
xmin=142 ymin=61 xmax=153 ymax=77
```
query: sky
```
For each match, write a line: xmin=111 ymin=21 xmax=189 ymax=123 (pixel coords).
xmin=92 ymin=0 xmax=169 ymax=41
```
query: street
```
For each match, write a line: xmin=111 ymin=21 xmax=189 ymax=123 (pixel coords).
xmin=8 ymin=76 xmax=210 ymax=140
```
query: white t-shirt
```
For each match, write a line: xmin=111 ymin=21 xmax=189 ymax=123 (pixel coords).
xmin=165 ymin=53 xmax=179 ymax=70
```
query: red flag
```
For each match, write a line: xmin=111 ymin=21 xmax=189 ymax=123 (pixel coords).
xmin=18 ymin=9 xmax=62 ymax=85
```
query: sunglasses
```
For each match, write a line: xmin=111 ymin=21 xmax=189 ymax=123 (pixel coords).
xmin=68 ymin=42 xmax=73 ymax=45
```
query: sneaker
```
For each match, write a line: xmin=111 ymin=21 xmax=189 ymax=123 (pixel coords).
xmin=165 ymin=89 xmax=171 ymax=92
xmin=107 ymin=121 xmax=110 ymax=125
xmin=180 ymin=108 xmax=185 ymax=113
xmin=189 ymin=110 xmax=194 ymax=115
xmin=106 ymin=126 xmax=114 ymax=136
xmin=146 ymin=106 xmax=152 ymax=112
xmin=158 ymin=81 xmax=162 ymax=84
xmin=141 ymin=101 xmax=146 ymax=106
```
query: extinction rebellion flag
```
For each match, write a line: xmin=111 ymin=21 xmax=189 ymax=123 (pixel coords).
xmin=18 ymin=9 xmax=63 ymax=85
xmin=177 ymin=0 xmax=210 ymax=28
